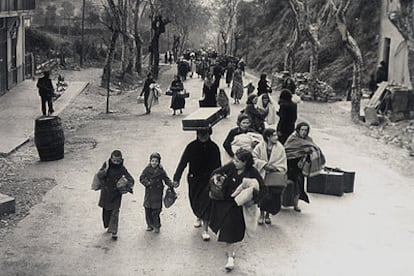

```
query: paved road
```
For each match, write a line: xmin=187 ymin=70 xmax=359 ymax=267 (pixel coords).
xmin=0 ymin=66 xmax=413 ymax=275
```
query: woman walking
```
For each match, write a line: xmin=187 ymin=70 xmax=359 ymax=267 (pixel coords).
xmin=257 ymin=93 xmax=277 ymax=128
xmin=277 ymin=89 xmax=297 ymax=144
xmin=209 ymin=148 xmax=265 ymax=272
xmin=97 ymin=150 xmax=134 ymax=240
xmin=284 ymin=122 xmax=325 ymax=212
xmin=223 ymin=113 xmax=257 ymax=158
xmin=252 ymin=128 xmax=287 ymax=224
xmin=199 ymin=73 xmax=218 ymax=107
xmin=231 ymin=67 xmax=244 ymax=104
xmin=169 ymin=75 xmax=185 ymax=115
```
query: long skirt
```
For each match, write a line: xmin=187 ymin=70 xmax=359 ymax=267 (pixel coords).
xmin=187 ymin=175 xmax=211 ymax=220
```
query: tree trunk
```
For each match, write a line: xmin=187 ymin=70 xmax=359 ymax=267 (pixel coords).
xmin=333 ymin=0 xmax=363 ymax=123
xmin=101 ymin=30 xmax=119 ymax=87
xmin=133 ymin=0 xmax=142 ymax=75
xmin=284 ymin=28 xmax=299 ymax=72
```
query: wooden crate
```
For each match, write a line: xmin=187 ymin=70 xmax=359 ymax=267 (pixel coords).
xmin=182 ymin=107 xmax=224 ymax=131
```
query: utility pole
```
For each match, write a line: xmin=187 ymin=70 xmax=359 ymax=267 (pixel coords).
xmin=80 ymin=0 xmax=86 ymax=67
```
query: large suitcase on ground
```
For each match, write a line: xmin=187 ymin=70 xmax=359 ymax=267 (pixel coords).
xmin=182 ymin=107 xmax=224 ymax=131
xmin=324 ymin=167 xmax=355 ymax=193
xmin=282 ymin=180 xmax=295 ymax=207
xmin=307 ymin=170 xmax=344 ymax=196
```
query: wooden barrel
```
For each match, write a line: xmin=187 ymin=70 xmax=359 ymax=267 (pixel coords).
xmin=34 ymin=116 xmax=65 ymax=161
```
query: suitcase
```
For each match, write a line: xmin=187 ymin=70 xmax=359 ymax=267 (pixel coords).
xmin=282 ymin=180 xmax=295 ymax=207
xmin=307 ymin=170 xmax=344 ymax=196
xmin=182 ymin=107 xmax=224 ymax=131
xmin=325 ymin=167 xmax=355 ymax=193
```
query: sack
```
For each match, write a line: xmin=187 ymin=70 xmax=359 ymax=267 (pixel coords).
xmin=116 ymin=175 xmax=133 ymax=194
xmin=264 ymin=172 xmax=288 ymax=187
xmin=137 ymin=95 xmax=145 ymax=104
xmin=234 ymin=187 xmax=254 ymax=206
xmin=209 ymin=174 xmax=227 ymax=200
xmin=91 ymin=174 xmax=103 ymax=191
xmin=165 ymin=89 xmax=174 ymax=96
xmin=164 ymin=187 xmax=177 ymax=208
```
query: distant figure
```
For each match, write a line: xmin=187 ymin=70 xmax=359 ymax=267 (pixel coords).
xmin=140 ymin=73 xmax=155 ymax=114
xmin=368 ymin=73 xmax=377 ymax=98
xmin=238 ymin=58 xmax=246 ymax=76
xmin=230 ymin=67 xmax=244 ymax=104
xmin=282 ymin=75 xmax=296 ymax=95
xmin=36 ymin=71 xmax=55 ymax=116
xmin=257 ymin=74 xmax=271 ymax=96
xmin=168 ymin=52 xmax=173 ymax=64
xmin=199 ymin=73 xmax=218 ymax=107
xmin=217 ymin=89 xmax=230 ymax=118
xmin=375 ymin=61 xmax=388 ymax=84
xmin=277 ymin=89 xmax=297 ymax=144
xmin=244 ymin=82 xmax=255 ymax=96
xmin=213 ymin=62 xmax=224 ymax=87
xmin=164 ymin=52 xmax=168 ymax=64
xmin=169 ymin=75 xmax=185 ymax=115
xmin=225 ymin=62 xmax=235 ymax=88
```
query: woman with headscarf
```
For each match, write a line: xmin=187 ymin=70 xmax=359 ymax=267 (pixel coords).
xmin=257 ymin=93 xmax=277 ymax=128
xmin=253 ymin=128 xmax=287 ymax=224
xmin=284 ymin=122 xmax=325 ymax=212
xmin=209 ymin=148 xmax=265 ymax=272
xmin=231 ymin=66 xmax=244 ymax=104
xmin=199 ymin=72 xmax=218 ymax=107
xmin=243 ymin=94 xmax=266 ymax=134
xmin=225 ymin=62 xmax=235 ymax=88
xmin=169 ymin=75 xmax=185 ymax=115
xmin=223 ymin=113 xmax=258 ymax=158
xmin=277 ymin=89 xmax=297 ymax=144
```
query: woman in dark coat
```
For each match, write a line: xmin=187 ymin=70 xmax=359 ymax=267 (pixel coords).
xmin=282 ymin=76 xmax=296 ymax=94
xmin=244 ymin=94 xmax=266 ymax=134
xmin=173 ymin=128 xmax=222 ymax=241
xmin=209 ymin=148 xmax=265 ymax=272
xmin=225 ymin=62 xmax=235 ymax=88
xmin=97 ymin=150 xmax=134 ymax=240
xmin=199 ymin=73 xmax=218 ymax=107
xmin=140 ymin=73 xmax=155 ymax=114
xmin=257 ymin=73 xmax=271 ymax=96
xmin=223 ymin=113 xmax=256 ymax=158
xmin=277 ymin=89 xmax=297 ymax=144
xmin=169 ymin=75 xmax=185 ymax=115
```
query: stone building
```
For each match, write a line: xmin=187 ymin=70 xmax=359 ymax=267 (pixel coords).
xmin=0 ymin=0 xmax=35 ymax=96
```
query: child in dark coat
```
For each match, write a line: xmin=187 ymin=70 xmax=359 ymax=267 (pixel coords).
xmin=139 ymin=152 xmax=173 ymax=233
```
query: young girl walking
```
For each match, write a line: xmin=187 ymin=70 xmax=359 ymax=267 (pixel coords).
xmin=139 ymin=152 xmax=174 ymax=233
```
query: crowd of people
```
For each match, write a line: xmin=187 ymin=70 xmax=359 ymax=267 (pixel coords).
xmin=95 ymin=54 xmax=326 ymax=272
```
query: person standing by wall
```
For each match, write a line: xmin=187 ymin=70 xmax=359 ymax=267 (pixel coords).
xmin=173 ymin=128 xmax=222 ymax=241
xmin=36 ymin=71 xmax=55 ymax=116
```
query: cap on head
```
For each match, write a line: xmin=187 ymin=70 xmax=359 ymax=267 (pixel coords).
xmin=111 ymin=150 xmax=123 ymax=158
xmin=150 ymin=152 xmax=161 ymax=161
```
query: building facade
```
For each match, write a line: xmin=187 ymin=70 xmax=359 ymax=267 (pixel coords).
xmin=0 ymin=0 xmax=35 ymax=96
xmin=379 ymin=0 xmax=413 ymax=90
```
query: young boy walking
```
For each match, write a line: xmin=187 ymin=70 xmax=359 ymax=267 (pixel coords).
xmin=139 ymin=152 xmax=173 ymax=233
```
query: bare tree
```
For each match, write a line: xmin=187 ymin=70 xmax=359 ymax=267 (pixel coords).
xmin=217 ymin=0 xmax=240 ymax=55
xmin=132 ymin=0 xmax=147 ymax=75
xmin=326 ymin=0 xmax=363 ymax=122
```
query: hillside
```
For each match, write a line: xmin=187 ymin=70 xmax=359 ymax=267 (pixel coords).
xmin=235 ymin=0 xmax=381 ymax=95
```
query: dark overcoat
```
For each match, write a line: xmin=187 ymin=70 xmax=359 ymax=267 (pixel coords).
xmin=37 ymin=77 xmax=54 ymax=97
xmin=209 ymin=162 xmax=265 ymax=243
xmin=170 ymin=79 xmax=185 ymax=110
xmin=140 ymin=165 xmax=172 ymax=209
xmin=173 ymin=139 xmax=221 ymax=220
xmin=277 ymin=100 xmax=297 ymax=144
xmin=97 ymin=160 xmax=135 ymax=210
